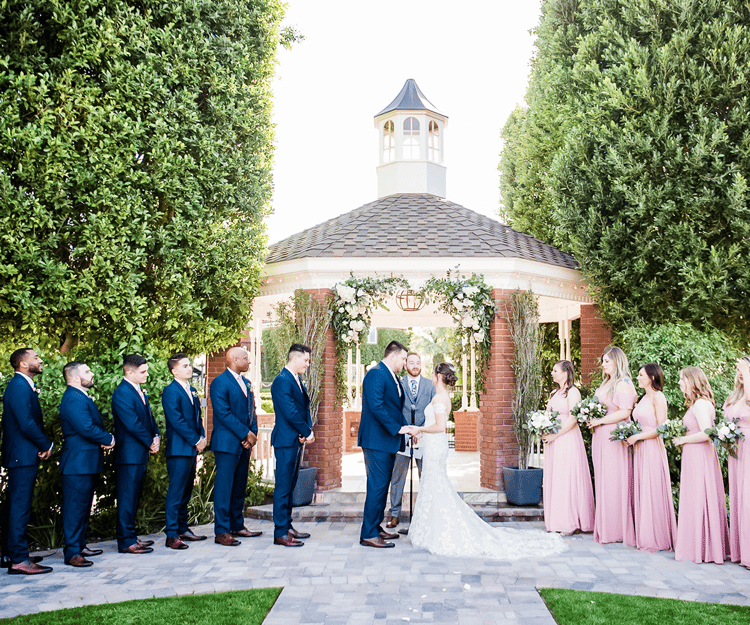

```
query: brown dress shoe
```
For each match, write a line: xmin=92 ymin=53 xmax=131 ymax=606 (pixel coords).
xmin=66 ymin=554 xmax=93 ymax=567
xmin=29 ymin=555 xmax=44 ymax=563
xmin=8 ymin=561 xmax=53 ymax=574
xmin=360 ymin=536 xmax=395 ymax=548
xmin=81 ymin=547 xmax=103 ymax=557
xmin=166 ymin=536 xmax=188 ymax=550
xmin=119 ymin=543 xmax=154 ymax=554
xmin=214 ymin=533 xmax=241 ymax=547
xmin=288 ymin=527 xmax=310 ymax=540
xmin=137 ymin=539 xmax=154 ymax=547
xmin=179 ymin=530 xmax=207 ymax=542
xmin=386 ymin=516 xmax=399 ymax=528
xmin=379 ymin=530 xmax=399 ymax=540
xmin=274 ymin=535 xmax=304 ymax=547
xmin=230 ymin=528 xmax=262 ymax=538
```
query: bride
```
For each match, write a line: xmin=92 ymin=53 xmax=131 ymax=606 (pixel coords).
xmin=400 ymin=363 xmax=567 ymax=560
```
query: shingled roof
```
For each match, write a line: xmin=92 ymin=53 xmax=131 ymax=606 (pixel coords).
xmin=266 ymin=194 xmax=576 ymax=269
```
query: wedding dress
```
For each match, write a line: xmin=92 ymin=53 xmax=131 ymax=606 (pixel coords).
xmin=408 ymin=403 xmax=567 ymax=559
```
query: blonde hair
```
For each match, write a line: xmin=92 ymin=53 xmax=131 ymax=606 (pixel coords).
xmin=601 ymin=346 xmax=631 ymax=398
xmin=725 ymin=356 xmax=750 ymax=407
xmin=680 ymin=366 xmax=715 ymax=407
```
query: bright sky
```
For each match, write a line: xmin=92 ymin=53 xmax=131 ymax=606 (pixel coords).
xmin=267 ymin=1 xmax=542 ymax=245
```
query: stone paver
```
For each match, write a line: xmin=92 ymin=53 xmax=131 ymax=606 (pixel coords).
xmin=0 ymin=520 xmax=748 ymax=622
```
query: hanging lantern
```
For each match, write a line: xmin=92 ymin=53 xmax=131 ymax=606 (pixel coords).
xmin=395 ymin=290 xmax=427 ymax=312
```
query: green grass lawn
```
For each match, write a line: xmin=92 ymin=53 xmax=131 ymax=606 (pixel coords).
xmin=540 ymin=588 xmax=750 ymax=625
xmin=0 ymin=588 xmax=282 ymax=625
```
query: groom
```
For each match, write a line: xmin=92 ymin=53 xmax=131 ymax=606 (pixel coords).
xmin=358 ymin=341 xmax=408 ymax=548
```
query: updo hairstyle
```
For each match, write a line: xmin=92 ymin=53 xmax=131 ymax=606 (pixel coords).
xmin=434 ymin=363 xmax=458 ymax=387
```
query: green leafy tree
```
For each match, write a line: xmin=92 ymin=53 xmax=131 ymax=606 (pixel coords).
xmin=0 ymin=0 xmax=292 ymax=354
xmin=501 ymin=0 xmax=750 ymax=342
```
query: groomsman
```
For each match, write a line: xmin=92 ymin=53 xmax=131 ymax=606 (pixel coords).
xmin=1 ymin=348 xmax=53 ymax=574
xmin=209 ymin=347 xmax=261 ymax=546
xmin=59 ymin=362 xmax=114 ymax=567
xmin=386 ymin=352 xmax=435 ymax=529
xmin=162 ymin=353 xmax=207 ymax=549
xmin=270 ymin=344 xmax=314 ymax=547
xmin=111 ymin=354 xmax=160 ymax=554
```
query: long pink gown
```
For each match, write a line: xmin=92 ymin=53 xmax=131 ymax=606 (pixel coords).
xmin=726 ymin=400 xmax=750 ymax=566
xmin=543 ymin=390 xmax=595 ymax=534
xmin=592 ymin=382 xmax=637 ymax=544
xmin=674 ymin=404 xmax=729 ymax=563
xmin=631 ymin=396 xmax=677 ymax=551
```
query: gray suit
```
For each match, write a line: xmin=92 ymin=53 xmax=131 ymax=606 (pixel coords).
xmin=388 ymin=375 xmax=436 ymax=519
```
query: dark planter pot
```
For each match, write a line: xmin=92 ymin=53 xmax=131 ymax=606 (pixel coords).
xmin=292 ymin=466 xmax=318 ymax=507
xmin=503 ymin=466 xmax=543 ymax=506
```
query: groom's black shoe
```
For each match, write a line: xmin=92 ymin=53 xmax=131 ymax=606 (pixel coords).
xmin=379 ymin=530 xmax=399 ymax=540
xmin=360 ymin=537 xmax=395 ymax=548
xmin=289 ymin=527 xmax=310 ymax=540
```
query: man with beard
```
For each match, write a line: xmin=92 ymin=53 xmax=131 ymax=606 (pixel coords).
xmin=2 ymin=348 xmax=53 ymax=574
xmin=59 ymin=362 xmax=114 ymax=567
xmin=386 ymin=352 xmax=435 ymax=529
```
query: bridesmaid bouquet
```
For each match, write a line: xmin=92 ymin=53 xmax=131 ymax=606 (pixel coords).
xmin=609 ymin=419 xmax=642 ymax=442
xmin=656 ymin=419 xmax=687 ymax=441
xmin=570 ymin=396 xmax=608 ymax=426
xmin=524 ymin=410 xmax=561 ymax=437
xmin=704 ymin=416 xmax=745 ymax=458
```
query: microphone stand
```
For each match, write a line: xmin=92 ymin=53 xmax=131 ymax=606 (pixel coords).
xmin=399 ymin=407 xmax=416 ymax=536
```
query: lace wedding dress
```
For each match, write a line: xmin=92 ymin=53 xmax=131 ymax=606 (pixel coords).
xmin=408 ymin=403 xmax=567 ymax=559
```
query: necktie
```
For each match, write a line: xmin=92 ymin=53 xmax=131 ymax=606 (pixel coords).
xmin=136 ymin=386 xmax=146 ymax=404
xmin=295 ymin=374 xmax=303 ymax=390
xmin=237 ymin=374 xmax=247 ymax=396
xmin=184 ymin=382 xmax=194 ymax=404
xmin=411 ymin=380 xmax=417 ymax=399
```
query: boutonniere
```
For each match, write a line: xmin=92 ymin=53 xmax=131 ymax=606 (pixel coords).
xmin=191 ymin=390 xmax=199 ymax=399
xmin=143 ymin=392 xmax=150 ymax=401
xmin=33 ymin=387 xmax=40 ymax=395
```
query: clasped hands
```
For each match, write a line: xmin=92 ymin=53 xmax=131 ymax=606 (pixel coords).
xmin=399 ymin=425 xmax=420 ymax=444
xmin=241 ymin=432 xmax=257 ymax=449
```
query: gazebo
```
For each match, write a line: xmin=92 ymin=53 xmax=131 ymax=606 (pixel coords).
xmin=204 ymin=80 xmax=613 ymax=492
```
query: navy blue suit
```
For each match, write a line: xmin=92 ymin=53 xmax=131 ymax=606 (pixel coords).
xmin=270 ymin=368 xmax=313 ymax=538
xmin=111 ymin=380 xmax=160 ymax=550
xmin=59 ymin=387 xmax=113 ymax=563
xmin=1 ymin=374 xmax=52 ymax=564
xmin=357 ymin=362 xmax=406 ymax=540
xmin=209 ymin=369 xmax=256 ymax=535
xmin=162 ymin=380 xmax=204 ymax=538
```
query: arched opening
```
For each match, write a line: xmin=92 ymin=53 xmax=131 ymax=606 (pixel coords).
xmin=403 ymin=117 xmax=420 ymax=159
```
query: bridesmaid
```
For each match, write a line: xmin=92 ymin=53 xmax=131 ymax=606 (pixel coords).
xmin=673 ymin=366 xmax=729 ymax=564
xmin=541 ymin=360 xmax=595 ymax=535
xmin=586 ymin=346 xmax=637 ymax=545
xmin=726 ymin=357 xmax=750 ymax=568
xmin=625 ymin=363 xmax=677 ymax=551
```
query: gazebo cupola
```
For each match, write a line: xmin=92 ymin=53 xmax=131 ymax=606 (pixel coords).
xmin=374 ymin=79 xmax=448 ymax=199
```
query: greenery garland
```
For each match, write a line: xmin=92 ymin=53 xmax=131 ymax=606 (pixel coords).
xmin=421 ymin=269 xmax=499 ymax=395
xmin=330 ymin=274 xmax=409 ymax=404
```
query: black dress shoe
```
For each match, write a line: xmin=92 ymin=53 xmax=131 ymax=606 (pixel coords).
xmin=230 ymin=528 xmax=262 ymax=538
xmin=81 ymin=547 xmax=103 ymax=557
xmin=288 ymin=527 xmax=310 ymax=540
xmin=274 ymin=535 xmax=304 ymax=547
xmin=8 ymin=561 xmax=53 ymax=574
xmin=66 ymin=555 xmax=93 ymax=568
xmin=360 ymin=537 xmax=394 ymax=548
xmin=215 ymin=533 xmax=241 ymax=547
xmin=179 ymin=530 xmax=207 ymax=542
xmin=166 ymin=537 xmax=188 ymax=550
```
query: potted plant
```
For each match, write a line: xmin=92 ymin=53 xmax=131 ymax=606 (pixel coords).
xmin=270 ymin=290 xmax=330 ymax=506
xmin=502 ymin=289 xmax=544 ymax=505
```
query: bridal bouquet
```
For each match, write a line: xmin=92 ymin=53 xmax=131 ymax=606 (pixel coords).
xmin=570 ymin=396 xmax=608 ymax=426
xmin=609 ymin=419 xmax=642 ymax=442
xmin=656 ymin=419 xmax=687 ymax=441
xmin=524 ymin=410 xmax=561 ymax=438
xmin=705 ymin=416 xmax=745 ymax=459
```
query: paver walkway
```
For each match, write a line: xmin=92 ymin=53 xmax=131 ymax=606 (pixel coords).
xmin=0 ymin=520 xmax=748 ymax=624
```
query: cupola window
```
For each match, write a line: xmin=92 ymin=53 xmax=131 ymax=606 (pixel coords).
xmin=403 ymin=117 xmax=420 ymax=160
xmin=429 ymin=121 xmax=440 ymax=162
xmin=383 ymin=120 xmax=395 ymax=163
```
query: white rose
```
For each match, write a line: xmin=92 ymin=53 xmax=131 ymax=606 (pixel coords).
xmin=338 ymin=307 xmax=344 ymax=313
xmin=350 ymin=320 xmax=365 ymax=332
xmin=461 ymin=315 xmax=475 ymax=328
xmin=472 ymin=320 xmax=480 ymax=330
xmin=719 ymin=425 xmax=731 ymax=438
xmin=453 ymin=298 xmax=464 ymax=309
xmin=473 ymin=330 xmax=484 ymax=342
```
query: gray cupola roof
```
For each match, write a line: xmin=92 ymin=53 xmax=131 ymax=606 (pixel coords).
xmin=375 ymin=79 xmax=445 ymax=118
xmin=266 ymin=194 xmax=576 ymax=269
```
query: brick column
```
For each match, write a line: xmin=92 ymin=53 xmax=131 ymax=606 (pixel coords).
xmin=301 ymin=289 xmax=342 ymax=491
xmin=579 ymin=304 xmax=612 ymax=385
xmin=478 ymin=289 xmax=517 ymax=490
xmin=204 ymin=330 xmax=251 ymax=439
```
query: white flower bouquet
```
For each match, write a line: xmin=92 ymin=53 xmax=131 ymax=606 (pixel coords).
xmin=656 ymin=419 xmax=687 ymax=441
xmin=523 ymin=410 xmax=561 ymax=438
xmin=570 ymin=396 xmax=608 ymax=426
xmin=705 ymin=416 xmax=745 ymax=459
xmin=609 ymin=419 xmax=642 ymax=442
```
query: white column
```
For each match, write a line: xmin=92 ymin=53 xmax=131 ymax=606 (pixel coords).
xmin=558 ymin=320 xmax=565 ymax=360
xmin=469 ymin=334 xmax=477 ymax=410
xmin=461 ymin=335 xmax=468 ymax=410
xmin=347 ymin=347 xmax=353 ymax=408
xmin=355 ymin=341 xmax=362 ymax=410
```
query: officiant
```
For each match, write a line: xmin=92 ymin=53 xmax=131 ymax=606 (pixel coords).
xmin=386 ymin=353 xmax=435 ymax=529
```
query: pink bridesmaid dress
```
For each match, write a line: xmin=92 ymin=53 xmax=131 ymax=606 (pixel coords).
xmin=726 ymin=400 xmax=750 ymax=566
xmin=543 ymin=391 xmax=595 ymax=534
xmin=674 ymin=404 xmax=729 ymax=563
xmin=631 ymin=397 xmax=677 ymax=551
xmin=592 ymin=382 xmax=637 ymax=544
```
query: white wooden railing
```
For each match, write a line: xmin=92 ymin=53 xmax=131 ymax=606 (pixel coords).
xmin=252 ymin=426 xmax=275 ymax=482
